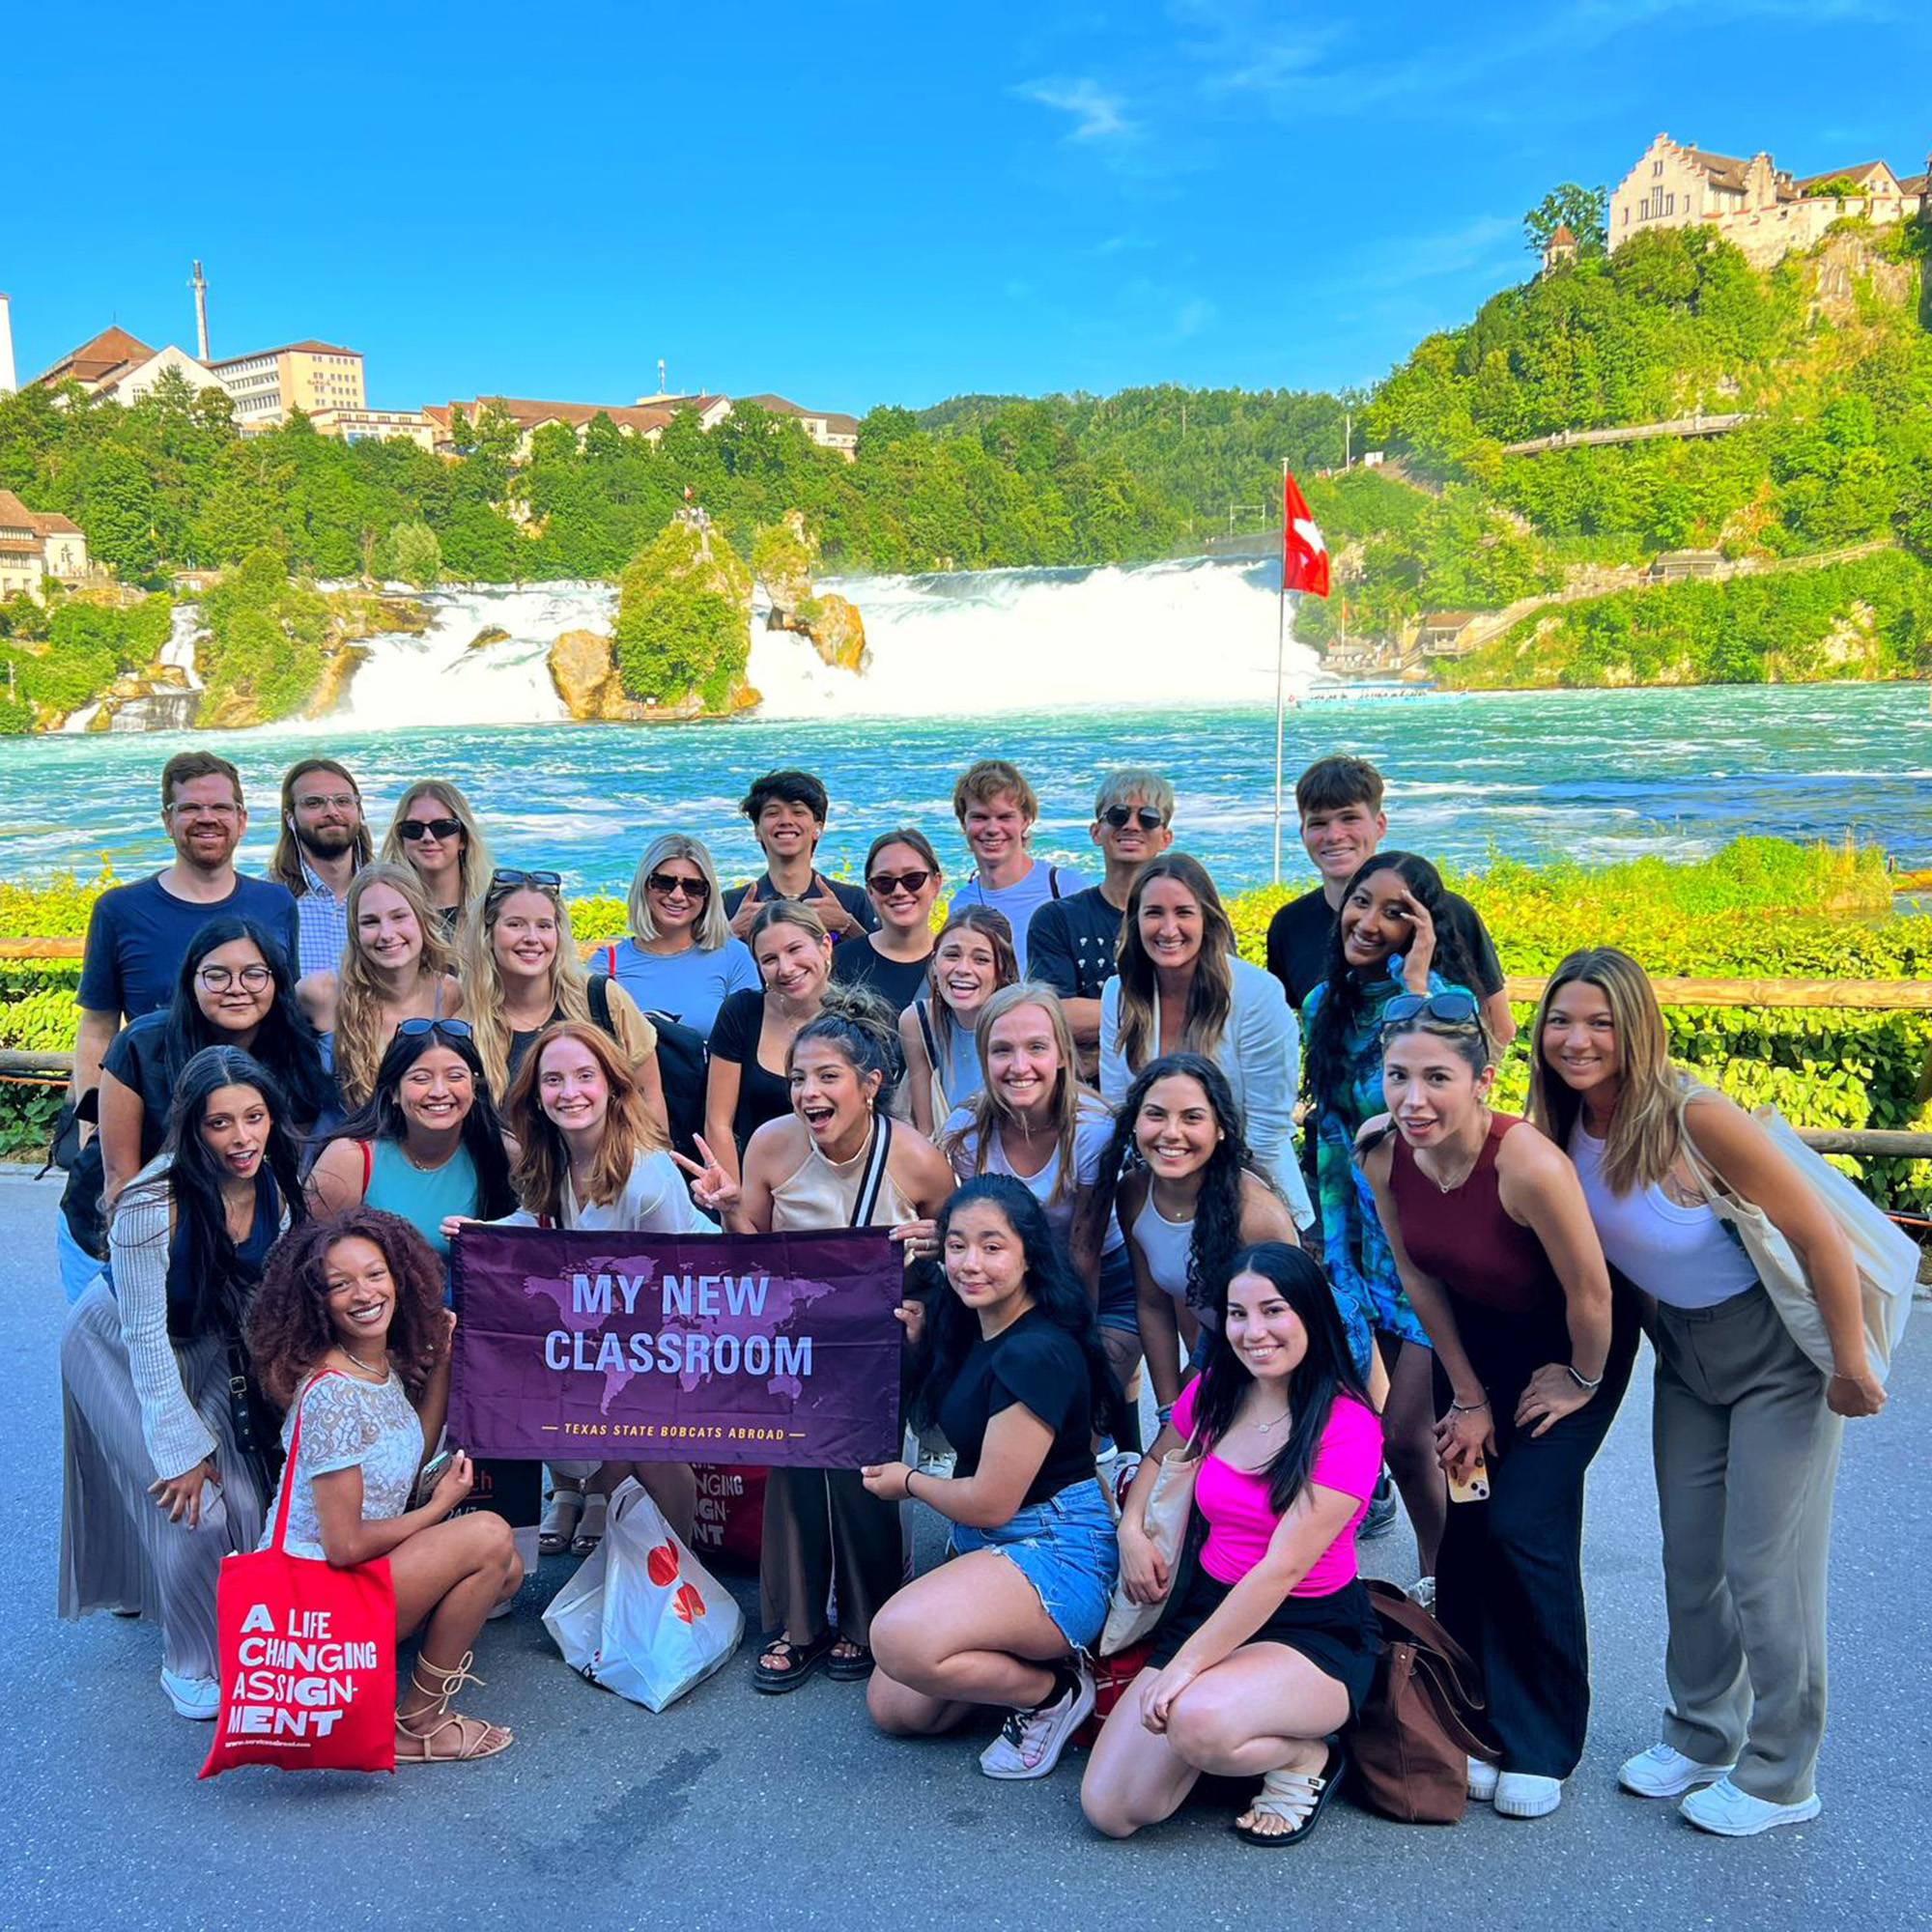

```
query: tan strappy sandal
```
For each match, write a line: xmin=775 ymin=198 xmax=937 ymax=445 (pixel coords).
xmin=395 ymin=1652 xmax=514 ymax=1764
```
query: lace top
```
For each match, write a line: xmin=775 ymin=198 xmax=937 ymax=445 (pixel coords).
xmin=265 ymin=1369 xmax=424 ymax=1560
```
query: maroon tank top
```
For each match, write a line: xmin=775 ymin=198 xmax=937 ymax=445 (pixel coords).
xmin=1389 ymin=1112 xmax=1562 ymax=1317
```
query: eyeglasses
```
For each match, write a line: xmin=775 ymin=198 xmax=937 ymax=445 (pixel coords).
xmin=394 ymin=1017 xmax=474 ymax=1041
xmin=488 ymin=868 xmax=562 ymax=896
xmin=1102 ymin=806 xmax=1167 ymax=832
xmin=167 ymin=802 xmax=241 ymax=821
xmin=867 ymin=868 xmax=932 ymax=896
xmin=646 ymin=871 xmax=710 ymax=900
xmin=294 ymin=792 xmax=358 ymax=813
xmin=397 ymin=817 xmax=463 ymax=842
xmin=1380 ymin=989 xmax=1483 ymax=1034
xmin=197 ymin=964 xmax=274 ymax=992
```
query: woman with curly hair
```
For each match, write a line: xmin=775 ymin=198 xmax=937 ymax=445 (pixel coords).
xmin=1098 ymin=855 xmax=1314 ymax=1231
xmin=297 ymin=863 xmax=464 ymax=1114
xmin=60 ymin=1047 xmax=307 ymax=1719
xmin=306 ymin=1020 xmax=517 ymax=1261
xmin=1301 ymin=850 xmax=1480 ymax=1587
xmin=1090 ymin=1053 xmax=1299 ymax=1424
xmin=247 ymin=1207 xmax=520 ymax=1764
xmin=381 ymin=779 xmax=495 ymax=941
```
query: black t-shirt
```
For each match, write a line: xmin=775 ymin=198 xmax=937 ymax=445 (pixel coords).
xmin=830 ymin=936 xmax=932 ymax=1016
xmin=936 ymin=1310 xmax=1096 ymax=1511
xmin=100 ymin=1010 xmax=176 ymax=1170
xmin=707 ymin=989 xmax=793 ymax=1151
xmin=1027 ymin=887 xmax=1122 ymax=1004
xmin=723 ymin=872 xmax=879 ymax=937
xmin=1264 ymin=885 xmax=1507 ymax=1014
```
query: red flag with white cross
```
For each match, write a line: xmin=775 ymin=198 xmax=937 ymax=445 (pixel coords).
xmin=1282 ymin=470 xmax=1330 ymax=598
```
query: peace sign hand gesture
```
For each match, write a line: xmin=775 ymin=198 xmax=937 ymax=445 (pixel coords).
xmin=671 ymin=1134 xmax=740 ymax=1216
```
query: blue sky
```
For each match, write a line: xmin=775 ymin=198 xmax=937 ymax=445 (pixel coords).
xmin=8 ymin=2 xmax=1929 ymax=414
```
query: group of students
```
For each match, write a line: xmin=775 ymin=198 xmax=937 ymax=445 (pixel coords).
xmin=52 ymin=744 xmax=1886 ymax=1838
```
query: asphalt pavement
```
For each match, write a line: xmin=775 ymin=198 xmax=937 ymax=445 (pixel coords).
xmin=1 ymin=1168 xmax=1926 ymax=1932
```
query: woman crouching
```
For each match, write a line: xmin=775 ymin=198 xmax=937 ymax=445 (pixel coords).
xmin=247 ymin=1207 xmax=521 ymax=1763
xmin=861 ymin=1175 xmax=1124 ymax=1780
xmin=1081 ymin=1243 xmax=1382 ymax=1845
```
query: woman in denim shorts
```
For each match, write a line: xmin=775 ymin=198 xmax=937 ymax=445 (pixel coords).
xmin=861 ymin=1175 xmax=1124 ymax=1781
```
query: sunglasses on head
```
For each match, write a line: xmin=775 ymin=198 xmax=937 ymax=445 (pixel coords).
xmin=1102 ymin=806 xmax=1166 ymax=832
xmin=1380 ymin=989 xmax=1482 ymax=1035
xmin=394 ymin=1017 xmax=474 ymax=1042
xmin=646 ymin=870 xmax=710 ymax=900
xmin=488 ymin=868 xmax=562 ymax=896
xmin=397 ymin=817 xmax=462 ymax=842
xmin=867 ymin=868 xmax=932 ymax=896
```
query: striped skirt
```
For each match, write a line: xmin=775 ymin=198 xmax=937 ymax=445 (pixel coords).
xmin=59 ymin=1283 xmax=269 ymax=1683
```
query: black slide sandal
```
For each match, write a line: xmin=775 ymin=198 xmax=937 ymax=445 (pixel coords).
xmin=753 ymin=1632 xmax=835 ymax=1693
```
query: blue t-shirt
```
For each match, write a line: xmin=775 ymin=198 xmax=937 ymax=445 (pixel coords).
xmin=76 ymin=871 xmax=300 ymax=1021
xmin=597 ymin=936 xmax=761 ymax=1037
xmin=950 ymin=861 xmax=1092 ymax=975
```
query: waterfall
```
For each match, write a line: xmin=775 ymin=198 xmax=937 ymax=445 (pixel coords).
xmin=160 ymin=603 xmax=204 ymax=687
xmin=324 ymin=555 xmax=1319 ymax=728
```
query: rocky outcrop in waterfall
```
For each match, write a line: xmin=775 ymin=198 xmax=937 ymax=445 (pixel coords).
xmin=549 ymin=627 xmax=759 ymax=723
xmin=753 ymin=512 xmax=871 ymax=674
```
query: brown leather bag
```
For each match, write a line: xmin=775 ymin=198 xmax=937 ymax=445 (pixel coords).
xmin=1350 ymin=1578 xmax=1499 ymax=1823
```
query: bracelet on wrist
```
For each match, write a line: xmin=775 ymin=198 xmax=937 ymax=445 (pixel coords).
xmin=1565 ymin=1365 xmax=1604 ymax=1392
xmin=1449 ymin=1394 xmax=1490 ymax=1414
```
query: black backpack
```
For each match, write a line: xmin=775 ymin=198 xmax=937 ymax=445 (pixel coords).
xmin=587 ymin=964 xmax=709 ymax=1159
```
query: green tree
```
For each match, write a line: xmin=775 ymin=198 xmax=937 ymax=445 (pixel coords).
xmin=386 ymin=519 xmax=443 ymax=587
xmin=1524 ymin=184 xmax=1607 ymax=258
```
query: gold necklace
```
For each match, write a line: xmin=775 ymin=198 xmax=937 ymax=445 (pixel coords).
xmin=1422 ymin=1112 xmax=1490 ymax=1194
xmin=333 ymin=1344 xmax=387 ymax=1379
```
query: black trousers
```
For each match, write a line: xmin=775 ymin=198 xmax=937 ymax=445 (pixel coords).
xmin=1434 ymin=1287 xmax=1639 ymax=1778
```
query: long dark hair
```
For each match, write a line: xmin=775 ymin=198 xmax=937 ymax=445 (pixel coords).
xmin=907 ymin=1175 xmax=1124 ymax=1441
xmin=1113 ymin=854 xmax=1238 ymax=1069
xmin=159 ymin=917 xmax=333 ymax=1125
xmin=1086 ymin=1052 xmax=1258 ymax=1313
xmin=119 ymin=1045 xmax=308 ymax=1339
xmin=789 ymin=982 xmax=901 ymax=1108
xmin=327 ymin=1023 xmax=517 ymax=1218
xmin=1189 ymin=1242 xmax=1372 ymax=1518
xmin=247 ymin=1206 xmax=451 ymax=1406
xmin=1304 ymin=850 xmax=1478 ymax=1106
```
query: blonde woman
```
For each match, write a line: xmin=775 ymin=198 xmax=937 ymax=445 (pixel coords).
xmin=382 ymin=781 xmax=494 ymax=941
xmin=1099 ymin=854 xmax=1313 ymax=1231
xmin=589 ymin=834 xmax=760 ymax=1037
xmin=942 ymin=983 xmax=1144 ymax=1410
xmin=297 ymin=864 xmax=463 ymax=1113
xmin=899 ymin=906 xmax=1018 ymax=1139
xmin=1530 ymin=947 xmax=1883 ymax=1838
xmin=703 ymin=900 xmax=836 ymax=1185
xmin=459 ymin=867 xmax=668 ymax=1136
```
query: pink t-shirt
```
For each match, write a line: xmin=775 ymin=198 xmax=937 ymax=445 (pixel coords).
xmin=1171 ymin=1381 xmax=1383 ymax=1595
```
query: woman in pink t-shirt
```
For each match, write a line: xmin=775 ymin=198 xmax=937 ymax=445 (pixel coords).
xmin=1082 ymin=1242 xmax=1383 ymax=1847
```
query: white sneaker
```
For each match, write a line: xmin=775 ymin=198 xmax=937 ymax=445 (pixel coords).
xmin=1618 ymin=1742 xmax=1738 ymax=1799
xmin=1494 ymin=1772 xmax=1563 ymax=1818
xmin=1467 ymin=1756 xmax=1499 ymax=1802
xmin=979 ymin=1664 xmax=1095 ymax=1780
xmin=1680 ymin=1776 xmax=1821 ymax=1836
xmin=160 ymin=1666 xmax=220 ymax=1720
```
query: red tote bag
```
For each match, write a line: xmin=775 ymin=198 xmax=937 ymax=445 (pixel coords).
xmin=200 ymin=1373 xmax=399 ymax=1778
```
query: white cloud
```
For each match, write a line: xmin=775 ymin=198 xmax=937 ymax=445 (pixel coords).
xmin=1014 ymin=77 xmax=1137 ymax=141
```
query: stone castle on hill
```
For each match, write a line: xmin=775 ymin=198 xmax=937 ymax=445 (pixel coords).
xmin=1610 ymin=133 xmax=1929 ymax=268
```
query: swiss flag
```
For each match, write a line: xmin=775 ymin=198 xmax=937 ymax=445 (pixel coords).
xmin=1282 ymin=470 xmax=1330 ymax=598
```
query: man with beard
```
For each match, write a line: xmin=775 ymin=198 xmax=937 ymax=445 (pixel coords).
xmin=270 ymin=756 xmax=373 ymax=978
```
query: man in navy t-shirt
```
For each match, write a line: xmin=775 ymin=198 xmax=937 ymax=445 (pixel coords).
xmin=73 ymin=750 xmax=299 ymax=1104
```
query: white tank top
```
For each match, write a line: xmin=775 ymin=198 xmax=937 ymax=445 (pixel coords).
xmin=1130 ymin=1188 xmax=1220 ymax=1331
xmin=1570 ymin=1121 xmax=1758 ymax=1311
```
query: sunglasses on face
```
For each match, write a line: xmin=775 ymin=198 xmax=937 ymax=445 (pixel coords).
xmin=398 ymin=817 xmax=462 ymax=842
xmin=394 ymin=1017 xmax=474 ymax=1042
xmin=867 ymin=868 xmax=933 ymax=896
xmin=647 ymin=871 xmax=710 ymax=900
xmin=1102 ymin=806 xmax=1166 ymax=832
xmin=1380 ymin=989 xmax=1482 ymax=1035
xmin=488 ymin=868 xmax=562 ymax=896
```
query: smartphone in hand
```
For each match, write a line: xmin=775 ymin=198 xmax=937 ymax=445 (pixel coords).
xmin=1448 ymin=1453 xmax=1491 ymax=1504
xmin=412 ymin=1449 xmax=454 ymax=1511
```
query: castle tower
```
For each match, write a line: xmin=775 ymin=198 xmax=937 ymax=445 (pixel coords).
xmin=0 ymin=294 xmax=14 ymax=394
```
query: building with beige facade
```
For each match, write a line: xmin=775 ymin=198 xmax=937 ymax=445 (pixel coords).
xmin=210 ymin=340 xmax=365 ymax=428
xmin=35 ymin=327 xmax=238 ymax=409
xmin=425 ymin=396 xmax=680 ymax=459
xmin=737 ymin=393 xmax=861 ymax=458
xmin=0 ymin=489 xmax=90 ymax=603
xmin=309 ymin=406 xmax=439 ymax=452
xmin=1610 ymin=134 xmax=1929 ymax=268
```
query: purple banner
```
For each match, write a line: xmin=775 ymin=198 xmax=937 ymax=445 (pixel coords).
xmin=447 ymin=1224 xmax=904 ymax=1467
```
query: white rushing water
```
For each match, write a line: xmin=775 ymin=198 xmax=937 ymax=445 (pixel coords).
xmin=329 ymin=556 xmax=1320 ymax=727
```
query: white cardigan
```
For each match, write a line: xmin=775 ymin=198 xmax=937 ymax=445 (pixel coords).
xmin=1099 ymin=955 xmax=1315 ymax=1226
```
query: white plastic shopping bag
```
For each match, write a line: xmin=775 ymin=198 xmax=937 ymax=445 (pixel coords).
xmin=542 ymin=1478 xmax=743 ymax=1711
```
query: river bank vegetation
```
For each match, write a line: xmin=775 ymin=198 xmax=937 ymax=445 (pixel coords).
xmin=4 ymin=838 xmax=1926 ymax=1211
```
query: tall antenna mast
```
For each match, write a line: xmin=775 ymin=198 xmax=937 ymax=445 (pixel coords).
xmin=658 ymin=357 xmax=668 ymax=396
xmin=191 ymin=260 xmax=211 ymax=361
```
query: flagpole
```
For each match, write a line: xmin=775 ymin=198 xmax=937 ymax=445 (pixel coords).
xmin=1272 ymin=457 xmax=1288 ymax=884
